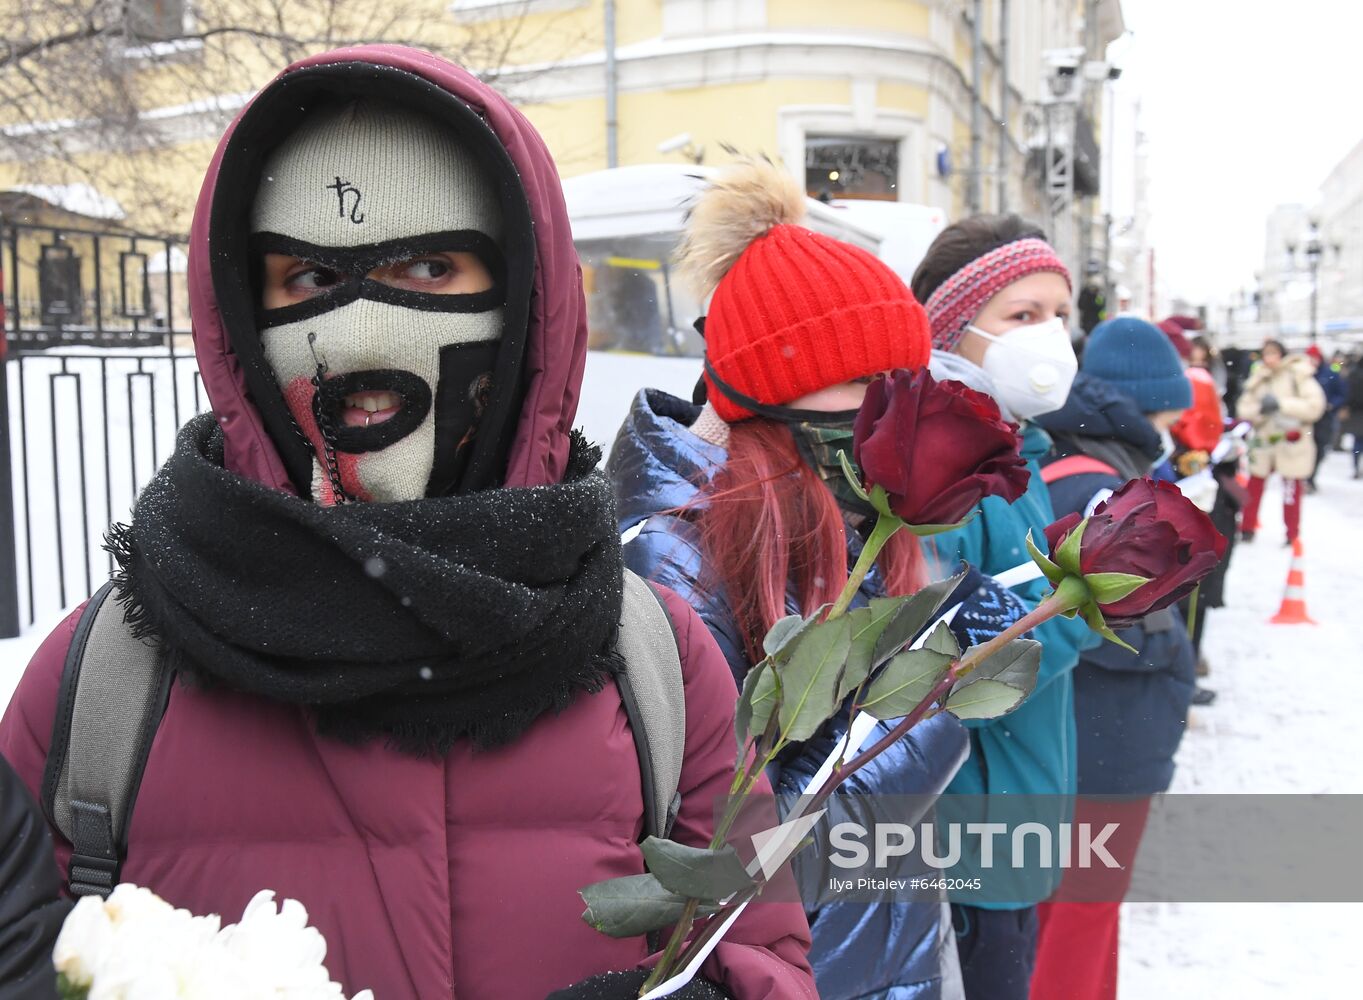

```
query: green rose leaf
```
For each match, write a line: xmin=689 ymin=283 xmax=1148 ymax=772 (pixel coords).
xmin=736 ymin=661 xmax=780 ymax=751
xmin=943 ymin=678 xmax=1030 ymax=720
xmin=777 ymin=615 xmax=854 ymax=743
xmin=922 ymin=619 xmax=962 ymax=659
xmin=1083 ymin=571 xmax=1151 ymax=605
xmin=838 ymin=598 xmax=902 ymax=701
xmin=641 ymin=837 xmax=755 ymax=902
xmin=837 ymin=449 xmax=873 ymax=502
xmin=872 ymin=569 xmax=969 ymax=666
xmin=1053 ymin=516 xmax=1088 ymax=577
xmin=1025 ymin=529 xmax=1065 ymax=587
xmin=944 ymin=637 xmax=1042 ymax=721
xmin=954 ymin=637 xmax=1041 ymax=697
xmin=859 ymin=645 xmax=955 ymax=720
xmin=1080 ymin=602 xmax=1139 ymax=654
xmin=763 ymin=609 xmax=827 ymax=660
xmin=869 ymin=483 xmax=898 ymax=521
xmin=580 ymin=873 xmax=719 ymax=937
xmin=763 ymin=615 xmax=805 ymax=658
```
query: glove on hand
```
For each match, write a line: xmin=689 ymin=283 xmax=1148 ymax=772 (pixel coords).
xmin=1259 ymin=394 xmax=1280 ymax=416
xmin=546 ymin=970 xmax=731 ymax=1000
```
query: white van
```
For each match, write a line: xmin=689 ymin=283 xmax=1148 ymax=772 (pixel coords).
xmin=822 ymin=199 xmax=948 ymax=288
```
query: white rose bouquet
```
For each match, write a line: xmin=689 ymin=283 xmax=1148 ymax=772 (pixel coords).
xmin=53 ymin=884 xmax=373 ymax=1000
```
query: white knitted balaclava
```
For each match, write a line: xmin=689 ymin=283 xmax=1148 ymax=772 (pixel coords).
xmin=251 ymin=100 xmax=504 ymax=504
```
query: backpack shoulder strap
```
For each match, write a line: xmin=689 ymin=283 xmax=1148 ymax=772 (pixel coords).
xmin=1039 ymin=454 xmax=1119 ymax=484
xmin=615 ymin=570 xmax=686 ymax=843
xmin=41 ymin=582 xmax=172 ymax=898
xmin=41 ymin=575 xmax=686 ymax=893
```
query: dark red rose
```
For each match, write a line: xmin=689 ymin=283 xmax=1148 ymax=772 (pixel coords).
xmin=1285 ymin=430 xmax=1302 ymax=443
xmin=853 ymin=369 xmax=1031 ymax=527
xmin=1043 ymin=478 xmax=1228 ymax=627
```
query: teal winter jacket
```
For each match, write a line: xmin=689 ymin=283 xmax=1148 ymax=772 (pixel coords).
xmin=924 ymin=423 xmax=1092 ymax=909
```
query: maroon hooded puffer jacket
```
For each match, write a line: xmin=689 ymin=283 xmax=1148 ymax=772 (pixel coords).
xmin=0 ymin=46 xmax=815 ymax=1000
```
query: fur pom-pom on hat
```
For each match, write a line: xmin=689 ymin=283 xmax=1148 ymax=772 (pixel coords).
xmin=681 ymin=159 xmax=932 ymax=422
xmin=675 ymin=158 xmax=806 ymax=300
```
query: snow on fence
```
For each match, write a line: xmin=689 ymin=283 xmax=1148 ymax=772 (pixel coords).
xmin=1 ymin=216 xmax=198 ymax=635
xmin=0 ymin=343 xmax=703 ymax=636
xmin=3 ymin=348 xmax=206 ymax=630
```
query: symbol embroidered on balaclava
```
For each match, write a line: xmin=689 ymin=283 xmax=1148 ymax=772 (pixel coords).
xmin=326 ymin=176 xmax=365 ymax=224
xmin=251 ymin=99 xmax=505 ymax=505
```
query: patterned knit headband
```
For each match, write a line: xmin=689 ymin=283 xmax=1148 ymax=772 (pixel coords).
xmin=924 ymin=238 xmax=1072 ymax=351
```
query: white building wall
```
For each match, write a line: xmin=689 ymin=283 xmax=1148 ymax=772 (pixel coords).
xmin=1260 ymin=203 xmax=1312 ymax=327
xmin=1317 ymin=136 xmax=1363 ymax=327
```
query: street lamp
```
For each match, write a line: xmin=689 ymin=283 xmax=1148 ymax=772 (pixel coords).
xmin=1285 ymin=218 xmax=1341 ymax=344
xmin=1038 ymin=48 xmax=1122 ymax=283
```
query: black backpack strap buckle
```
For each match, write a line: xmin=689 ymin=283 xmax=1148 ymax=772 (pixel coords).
xmin=68 ymin=799 xmax=119 ymax=898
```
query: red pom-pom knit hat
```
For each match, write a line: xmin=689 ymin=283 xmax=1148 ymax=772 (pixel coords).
xmin=676 ymin=161 xmax=932 ymax=422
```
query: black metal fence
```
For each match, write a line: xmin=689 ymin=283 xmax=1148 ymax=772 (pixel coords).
xmin=1 ymin=219 xmax=204 ymax=636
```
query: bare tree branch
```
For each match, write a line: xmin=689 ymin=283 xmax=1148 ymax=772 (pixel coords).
xmin=0 ymin=0 xmax=585 ymax=236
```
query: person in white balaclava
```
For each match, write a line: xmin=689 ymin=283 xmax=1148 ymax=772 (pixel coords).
xmin=251 ymin=99 xmax=509 ymax=503
xmin=0 ymin=54 xmax=816 ymax=1000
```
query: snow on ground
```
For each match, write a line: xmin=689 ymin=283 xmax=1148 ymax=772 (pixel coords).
xmin=1120 ymin=447 xmax=1363 ymax=996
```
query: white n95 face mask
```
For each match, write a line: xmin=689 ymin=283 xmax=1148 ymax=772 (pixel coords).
xmin=1156 ymin=427 xmax=1176 ymax=468
xmin=967 ymin=318 xmax=1078 ymax=420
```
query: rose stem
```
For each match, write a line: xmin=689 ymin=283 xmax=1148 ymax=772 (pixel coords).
xmin=644 ymin=725 xmax=787 ymax=991
xmin=650 ymin=563 xmax=1087 ymax=991
xmin=660 ymin=578 xmax=1090 ymax=992
xmin=827 ymin=513 xmax=904 ymax=620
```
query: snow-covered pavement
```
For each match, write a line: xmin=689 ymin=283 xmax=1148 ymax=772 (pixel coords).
xmin=1120 ymin=447 xmax=1363 ymax=995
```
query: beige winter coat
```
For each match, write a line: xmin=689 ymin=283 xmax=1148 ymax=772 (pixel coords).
xmin=1236 ymin=354 xmax=1327 ymax=479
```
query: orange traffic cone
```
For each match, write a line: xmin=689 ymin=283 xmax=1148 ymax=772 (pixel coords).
xmin=1269 ymin=539 xmax=1317 ymax=625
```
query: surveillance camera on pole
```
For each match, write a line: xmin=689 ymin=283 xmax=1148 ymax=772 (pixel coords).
xmin=1035 ymin=42 xmax=1123 ymax=285
xmin=1040 ymin=47 xmax=1089 ymax=282
xmin=1043 ymin=47 xmax=1086 ymax=99
xmin=657 ymin=132 xmax=705 ymax=165
xmin=1043 ymin=46 xmax=1087 ymax=71
xmin=1083 ymin=60 xmax=1122 ymax=82
xmin=657 ymin=132 xmax=692 ymax=155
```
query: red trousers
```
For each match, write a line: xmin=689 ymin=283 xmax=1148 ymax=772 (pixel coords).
xmin=1241 ymin=475 xmax=1302 ymax=542
xmin=1029 ymin=797 xmax=1152 ymax=1000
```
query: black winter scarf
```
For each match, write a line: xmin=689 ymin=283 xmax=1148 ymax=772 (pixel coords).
xmin=108 ymin=413 xmax=625 ymax=753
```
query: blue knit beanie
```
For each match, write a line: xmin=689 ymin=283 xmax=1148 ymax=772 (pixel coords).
xmin=1082 ymin=317 xmax=1192 ymax=413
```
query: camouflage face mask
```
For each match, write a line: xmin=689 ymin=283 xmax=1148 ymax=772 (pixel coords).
xmin=788 ymin=418 xmax=878 ymax=520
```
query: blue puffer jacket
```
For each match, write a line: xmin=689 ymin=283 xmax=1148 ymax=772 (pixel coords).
xmin=607 ymin=389 xmax=1033 ymax=1000
xmin=1036 ymin=374 xmax=1197 ymax=795
xmin=922 ymin=421 xmax=1091 ymax=909
xmin=1315 ymin=364 xmax=1348 ymax=411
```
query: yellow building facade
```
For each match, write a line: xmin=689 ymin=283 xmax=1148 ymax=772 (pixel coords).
xmin=1 ymin=0 xmax=1121 ymax=236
